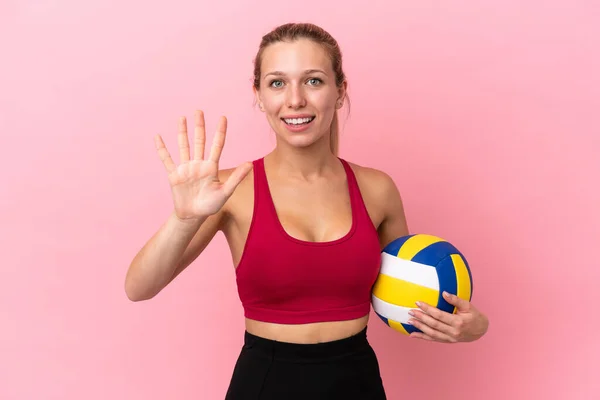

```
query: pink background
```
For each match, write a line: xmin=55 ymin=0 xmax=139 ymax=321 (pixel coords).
xmin=2 ymin=1 xmax=599 ymax=399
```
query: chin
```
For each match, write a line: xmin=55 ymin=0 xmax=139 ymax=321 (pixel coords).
xmin=285 ymin=133 xmax=328 ymax=150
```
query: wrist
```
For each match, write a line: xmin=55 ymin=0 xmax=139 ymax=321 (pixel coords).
xmin=171 ymin=211 xmax=207 ymax=230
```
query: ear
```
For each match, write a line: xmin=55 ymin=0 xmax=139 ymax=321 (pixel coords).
xmin=253 ymin=86 xmax=265 ymax=112
xmin=336 ymin=80 xmax=348 ymax=109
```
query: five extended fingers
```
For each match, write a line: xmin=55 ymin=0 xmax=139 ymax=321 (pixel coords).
xmin=156 ymin=110 xmax=226 ymax=172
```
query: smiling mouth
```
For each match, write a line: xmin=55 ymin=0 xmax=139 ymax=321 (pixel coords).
xmin=281 ymin=116 xmax=315 ymax=126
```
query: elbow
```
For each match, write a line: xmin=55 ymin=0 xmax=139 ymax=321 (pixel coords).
xmin=125 ymin=286 xmax=154 ymax=302
xmin=124 ymin=282 xmax=142 ymax=302
xmin=125 ymin=288 xmax=143 ymax=302
xmin=124 ymin=276 xmax=155 ymax=302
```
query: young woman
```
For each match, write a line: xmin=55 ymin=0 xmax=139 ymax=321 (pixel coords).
xmin=125 ymin=22 xmax=489 ymax=399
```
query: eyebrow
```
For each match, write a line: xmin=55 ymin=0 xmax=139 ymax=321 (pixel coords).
xmin=264 ymin=69 xmax=328 ymax=79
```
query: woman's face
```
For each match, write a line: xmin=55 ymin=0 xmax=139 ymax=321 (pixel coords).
xmin=255 ymin=39 xmax=346 ymax=150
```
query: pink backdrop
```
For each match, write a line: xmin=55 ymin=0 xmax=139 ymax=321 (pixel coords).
xmin=2 ymin=1 xmax=599 ymax=399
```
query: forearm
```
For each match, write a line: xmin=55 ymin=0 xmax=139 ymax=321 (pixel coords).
xmin=125 ymin=211 xmax=207 ymax=301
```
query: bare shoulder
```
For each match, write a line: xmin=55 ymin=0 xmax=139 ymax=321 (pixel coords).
xmin=346 ymin=161 xmax=397 ymax=198
xmin=345 ymin=160 xmax=410 ymax=248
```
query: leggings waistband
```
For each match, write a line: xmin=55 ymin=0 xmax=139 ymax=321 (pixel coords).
xmin=242 ymin=327 xmax=370 ymax=362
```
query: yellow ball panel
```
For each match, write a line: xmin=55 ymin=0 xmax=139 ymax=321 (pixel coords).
xmin=372 ymin=273 xmax=439 ymax=308
xmin=451 ymin=253 xmax=472 ymax=311
xmin=397 ymin=234 xmax=445 ymax=259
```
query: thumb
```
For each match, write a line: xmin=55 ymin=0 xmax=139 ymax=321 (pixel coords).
xmin=222 ymin=162 xmax=253 ymax=197
xmin=443 ymin=291 xmax=471 ymax=313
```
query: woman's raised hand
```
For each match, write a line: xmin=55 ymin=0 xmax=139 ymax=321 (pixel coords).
xmin=154 ymin=110 xmax=253 ymax=222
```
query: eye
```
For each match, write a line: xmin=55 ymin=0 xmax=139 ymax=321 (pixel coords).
xmin=269 ymin=80 xmax=284 ymax=88
xmin=307 ymin=78 xmax=322 ymax=86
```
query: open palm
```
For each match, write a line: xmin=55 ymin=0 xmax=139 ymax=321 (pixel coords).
xmin=154 ymin=110 xmax=252 ymax=220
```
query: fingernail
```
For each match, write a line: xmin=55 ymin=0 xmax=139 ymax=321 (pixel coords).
xmin=408 ymin=310 xmax=415 ymax=317
xmin=416 ymin=301 xmax=423 ymax=307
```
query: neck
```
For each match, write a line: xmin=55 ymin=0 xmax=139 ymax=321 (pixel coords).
xmin=266 ymin=142 xmax=339 ymax=182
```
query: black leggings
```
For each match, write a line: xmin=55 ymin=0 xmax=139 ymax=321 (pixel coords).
xmin=225 ymin=327 xmax=387 ymax=399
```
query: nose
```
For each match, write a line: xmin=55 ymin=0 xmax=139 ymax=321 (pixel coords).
xmin=286 ymin=83 xmax=307 ymax=109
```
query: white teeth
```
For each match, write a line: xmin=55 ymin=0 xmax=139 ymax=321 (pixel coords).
xmin=284 ymin=117 xmax=314 ymax=125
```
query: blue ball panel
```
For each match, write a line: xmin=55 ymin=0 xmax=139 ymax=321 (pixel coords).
xmin=403 ymin=323 xmax=421 ymax=334
xmin=435 ymin=255 xmax=458 ymax=313
xmin=411 ymin=240 xmax=459 ymax=265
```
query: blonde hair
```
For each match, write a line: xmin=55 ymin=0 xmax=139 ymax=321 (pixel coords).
xmin=252 ymin=23 xmax=348 ymax=155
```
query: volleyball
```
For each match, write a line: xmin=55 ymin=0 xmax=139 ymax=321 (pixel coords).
xmin=371 ymin=233 xmax=473 ymax=335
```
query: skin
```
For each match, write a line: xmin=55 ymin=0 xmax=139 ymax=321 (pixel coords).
xmin=131 ymin=38 xmax=489 ymax=345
